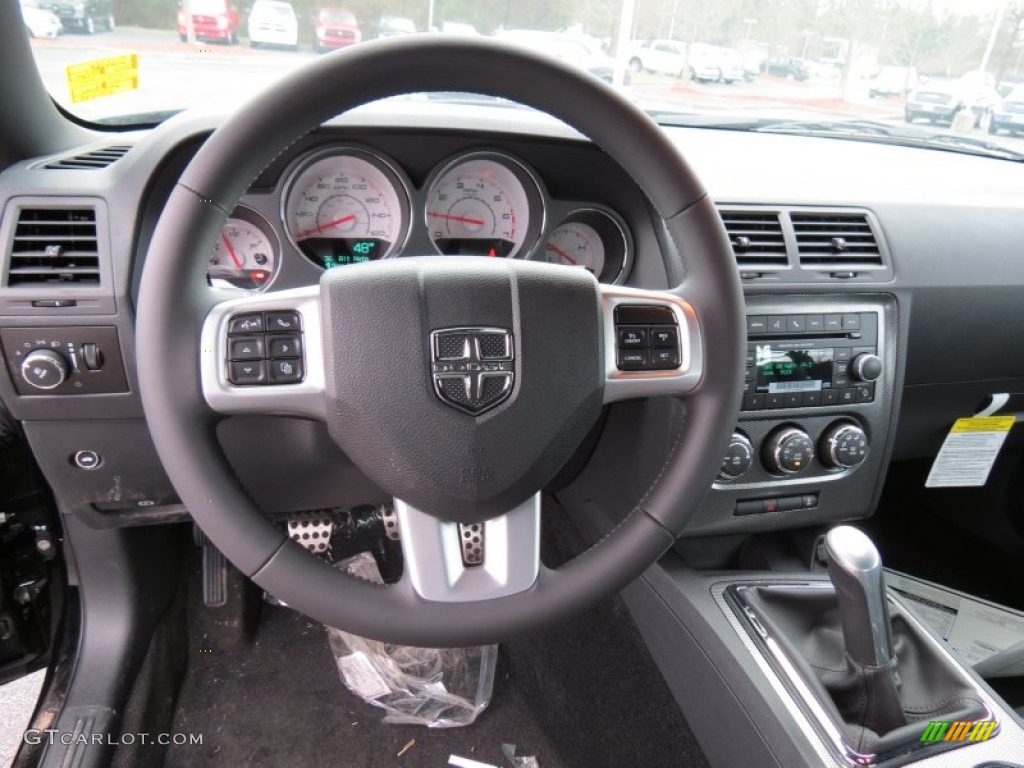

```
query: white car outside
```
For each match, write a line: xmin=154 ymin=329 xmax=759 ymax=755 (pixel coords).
xmin=248 ymin=0 xmax=298 ymax=50
xmin=20 ymin=3 xmax=62 ymax=38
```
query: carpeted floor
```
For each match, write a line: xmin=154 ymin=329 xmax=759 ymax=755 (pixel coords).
xmin=165 ymin=595 xmax=707 ymax=768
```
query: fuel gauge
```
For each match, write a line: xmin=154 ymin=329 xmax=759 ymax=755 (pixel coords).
xmin=539 ymin=209 xmax=630 ymax=284
xmin=208 ymin=207 xmax=278 ymax=291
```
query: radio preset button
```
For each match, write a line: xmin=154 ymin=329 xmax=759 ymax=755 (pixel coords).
xmin=802 ymin=391 xmax=822 ymax=406
xmin=742 ymin=394 xmax=765 ymax=410
xmin=766 ymin=393 xmax=785 ymax=409
xmin=822 ymin=389 xmax=840 ymax=405
xmin=783 ymin=392 xmax=802 ymax=408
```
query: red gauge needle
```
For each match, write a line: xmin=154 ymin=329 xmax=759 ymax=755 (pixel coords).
xmin=295 ymin=214 xmax=357 ymax=239
xmin=221 ymin=233 xmax=243 ymax=269
xmin=546 ymin=242 xmax=577 ymax=265
xmin=428 ymin=212 xmax=485 ymax=226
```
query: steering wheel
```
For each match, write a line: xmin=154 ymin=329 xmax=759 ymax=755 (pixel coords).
xmin=137 ymin=37 xmax=744 ymax=647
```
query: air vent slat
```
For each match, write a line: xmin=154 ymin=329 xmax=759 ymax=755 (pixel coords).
xmin=43 ymin=145 xmax=131 ymax=170
xmin=6 ymin=207 xmax=101 ymax=286
xmin=719 ymin=210 xmax=788 ymax=267
xmin=791 ymin=212 xmax=883 ymax=268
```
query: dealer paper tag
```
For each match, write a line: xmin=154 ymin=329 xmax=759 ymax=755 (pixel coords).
xmin=924 ymin=416 xmax=1015 ymax=488
xmin=337 ymin=651 xmax=390 ymax=699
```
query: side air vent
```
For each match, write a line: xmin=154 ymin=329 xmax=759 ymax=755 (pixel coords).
xmin=43 ymin=145 xmax=131 ymax=170
xmin=791 ymin=212 xmax=883 ymax=268
xmin=7 ymin=208 xmax=100 ymax=286
xmin=719 ymin=210 xmax=788 ymax=267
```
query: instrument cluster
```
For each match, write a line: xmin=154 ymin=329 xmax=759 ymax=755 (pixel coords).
xmin=206 ymin=146 xmax=633 ymax=292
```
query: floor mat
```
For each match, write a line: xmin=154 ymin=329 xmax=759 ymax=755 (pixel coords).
xmin=165 ymin=596 xmax=706 ymax=768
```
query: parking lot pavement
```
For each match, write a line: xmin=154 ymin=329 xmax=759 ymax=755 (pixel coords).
xmin=0 ymin=670 xmax=44 ymax=768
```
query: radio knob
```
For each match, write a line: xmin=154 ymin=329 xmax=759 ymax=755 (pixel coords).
xmin=762 ymin=427 xmax=815 ymax=475
xmin=821 ymin=422 xmax=869 ymax=469
xmin=850 ymin=353 xmax=882 ymax=382
xmin=20 ymin=349 xmax=70 ymax=391
xmin=719 ymin=432 xmax=754 ymax=479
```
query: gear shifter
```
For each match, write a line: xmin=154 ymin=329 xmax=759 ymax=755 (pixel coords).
xmin=824 ymin=525 xmax=895 ymax=667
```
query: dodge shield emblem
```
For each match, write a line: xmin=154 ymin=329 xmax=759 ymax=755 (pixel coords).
xmin=430 ymin=327 xmax=514 ymax=415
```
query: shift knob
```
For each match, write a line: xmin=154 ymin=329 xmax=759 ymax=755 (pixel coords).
xmin=825 ymin=526 xmax=895 ymax=667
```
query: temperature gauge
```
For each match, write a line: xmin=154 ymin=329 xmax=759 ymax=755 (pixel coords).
xmin=208 ymin=207 xmax=278 ymax=290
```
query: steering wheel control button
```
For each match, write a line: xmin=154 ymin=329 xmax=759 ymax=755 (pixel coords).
xmin=267 ymin=334 xmax=302 ymax=359
xmin=20 ymin=349 xmax=70 ymax=390
xmin=719 ymin=433 xmax=754 ymax=479
xmin=763 ymin=426 xmax=815 ymax=475
xmin=650 ymin=348 xmax=680 ymax=368
xmin=618 ymin=328 xmax=647 ymax=348
xmin=72 ymin=450 xmax=102 ymax=470
xmin=228 ymin=313 xmax=264 ymax=334
xmin=821 ymin=422 xmax=870 ymax=469
xmin=613 ymin=304 xmax=674 ymax=325
xmin=650 ymin=327 xmax=678 ymax=347
xmin=268 ymin=358 xmax=304 ymax=384
xmin=617 ymin=349 xmax=648 ymax=370
xmin=266 ymin=311 xmax=301 ymax=332
xmin=229 ymin=360 xmax=266 ymax=385
xmin=229 ymin=337 xmax=264 ymax=361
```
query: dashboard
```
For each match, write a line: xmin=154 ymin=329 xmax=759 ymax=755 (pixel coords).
xmin=2 ymin=101 xmax=1024 ymax=539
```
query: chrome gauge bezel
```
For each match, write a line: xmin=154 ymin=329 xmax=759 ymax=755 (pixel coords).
xmin=540 ymin=207 xmax=632 ymax=285
xmin=422 ymin=150 xmax=547 ymax=260
xmin=207 ymin=205 xmax=281 ymax=292
xmin=280 ymin=146 xmax=414 ymax=270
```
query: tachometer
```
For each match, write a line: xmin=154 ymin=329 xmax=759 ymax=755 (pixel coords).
xmin=425 ymin=153 xmax=544 ymax=258
xmin=284 ymin=149 xmax=410 ymax=269
xmin=207 ymin=207 xmax=278 ymax=291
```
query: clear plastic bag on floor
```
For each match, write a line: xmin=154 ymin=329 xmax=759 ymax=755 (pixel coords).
xmin=327 ymin=552 xmax=498 ymax=728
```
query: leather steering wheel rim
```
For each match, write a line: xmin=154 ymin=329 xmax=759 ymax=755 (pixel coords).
xmin=136 ymin=36 xmax=745 ymax=646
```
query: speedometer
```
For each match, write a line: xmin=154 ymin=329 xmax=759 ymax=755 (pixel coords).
xmin=283 ymin=149 xmax=410 ymax=269
xmin=425 ymin=153 xmax=544 ymax=258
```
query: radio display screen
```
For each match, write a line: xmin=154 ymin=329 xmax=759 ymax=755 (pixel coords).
xmin=755 ymin=345 xmax=834 ymax=393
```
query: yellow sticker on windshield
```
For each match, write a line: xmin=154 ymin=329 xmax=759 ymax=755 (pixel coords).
xmin=66 ymin=54 xmax=139 ymax=103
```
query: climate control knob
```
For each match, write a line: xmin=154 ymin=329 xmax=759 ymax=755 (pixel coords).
xmin=820 ymin=422 xmax=869 ymax=469
xmin=719 ymin=432 xmax=754 ymax=480
xmin=763 ymin=427 xmax=815 ymax=475
xmin=851 ymin=353 xmax=882 ymax=382
xmin=20 ymin=349 xmax=70 ymax=391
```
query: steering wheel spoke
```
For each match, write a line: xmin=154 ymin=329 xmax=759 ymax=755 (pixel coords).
xmin=200 ymin=285 xmax=326 ymax=419
xmin=600 ymin=284 xmax=704 ymax=403
xmin=394 ymin=493 xmax=541 ymax=603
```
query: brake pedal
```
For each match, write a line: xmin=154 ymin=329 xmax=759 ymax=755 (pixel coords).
xmin=193 ymin=526 xmax=227 ymax=608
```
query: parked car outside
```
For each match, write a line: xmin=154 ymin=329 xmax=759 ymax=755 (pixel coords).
xmin=905 ymin=70 xmax=1000 ymax=127
xmin=438 ymin=21 xmax=478 ymax=35
xmin=494 ymin=30 xmax=629 ymax=85
xmin=989 ymin=87 xmax=1024 ymax=136
xmin=375 ymin=15 xmax=416 ymax=38
xmin=764 ymin=56 xmax=810 ymax=80
xmin=313 ymin=7 xmax=360 ymax=52
xmin=714 ymin=47 xmax=746 ymax=83
xmin=177 ymin=0 xmax=240 ymax=44
xmin=37 ymin=0 xmax=112 ymax=34
xmin=868 ymin=66 xmax=918 ymax=98
xmin=686 ymin=43 xmax=724 ymax=82
xmin=19 ymin=2 xmax=62 ymax=38
xmin=628 ymin=39 xmax=687 ymax=77
xmin=248 ymin=0 xmax=299 ymax=50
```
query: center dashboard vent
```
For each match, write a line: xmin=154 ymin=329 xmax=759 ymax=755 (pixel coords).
xmin=791 ymin=212 xmax=883 ymax=268
xmin=718 ymin=210 xmax=787 ymax=267
xmin=43 ymin=145 xmax=132 ymax=170
xmin=7 ymin=208 xmax=100 ymax=286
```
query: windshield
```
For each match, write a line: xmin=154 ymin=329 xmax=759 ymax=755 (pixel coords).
xmin=21 ymin=0 xmax=1024 ymax=157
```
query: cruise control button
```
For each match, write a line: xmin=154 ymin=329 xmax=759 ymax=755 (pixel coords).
xmin=650 ymin=326 xmax=678 ymax=347
xmin=229 ymin=336 xmax=264 ymax=361
xmin=618 ymin=328 xmax=647 ymax=348
xmin=229 ymin=361 xmax=266 ymax=385
xmin=266 ymin=311 xmax=301 ymax=332
xmin=267 ymin=358 xmax=304 ymax=384
xmin=617 ymin=350 xmax=648 ymax=370
xmin=267 ymin=334 xmax=302 ymax=359
xmin=650 ymin=348 xmax=680 ymax=368
xmin=229 ymin=313 xmax=263 ymax=334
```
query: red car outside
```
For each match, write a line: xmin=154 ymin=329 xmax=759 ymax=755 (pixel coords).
xmin=177 ymin=0 xmax=240 ymax=45
xmin=313 ymin=7 xmax=361 ymax=53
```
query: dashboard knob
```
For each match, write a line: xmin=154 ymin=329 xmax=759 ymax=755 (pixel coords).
xmin=20 ymin=349 xmax=70 ymax=391
xmin=821 ymin=422 xmax=870 ymax=469
xmin=851 ymin=353 xmax=882 ymax=382
xmin=719 ymin=432 xmax=753 ymax=479
xmin=762 ymin=427 xmax=815 ymax=475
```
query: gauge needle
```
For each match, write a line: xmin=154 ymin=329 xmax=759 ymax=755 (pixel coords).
xmin=546 ymin=242 xmax=577 ymax=265
xmin=295 ymin=213 xmax=357 ymax=239
xmin=428 ymin=212 xmax=485 ymax=226
xmin=221 ymin=233 xmax=243 ymax=269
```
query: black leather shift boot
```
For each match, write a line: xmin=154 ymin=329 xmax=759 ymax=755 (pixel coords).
xmin=744 ymin=585 xmax=987 ymax=755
